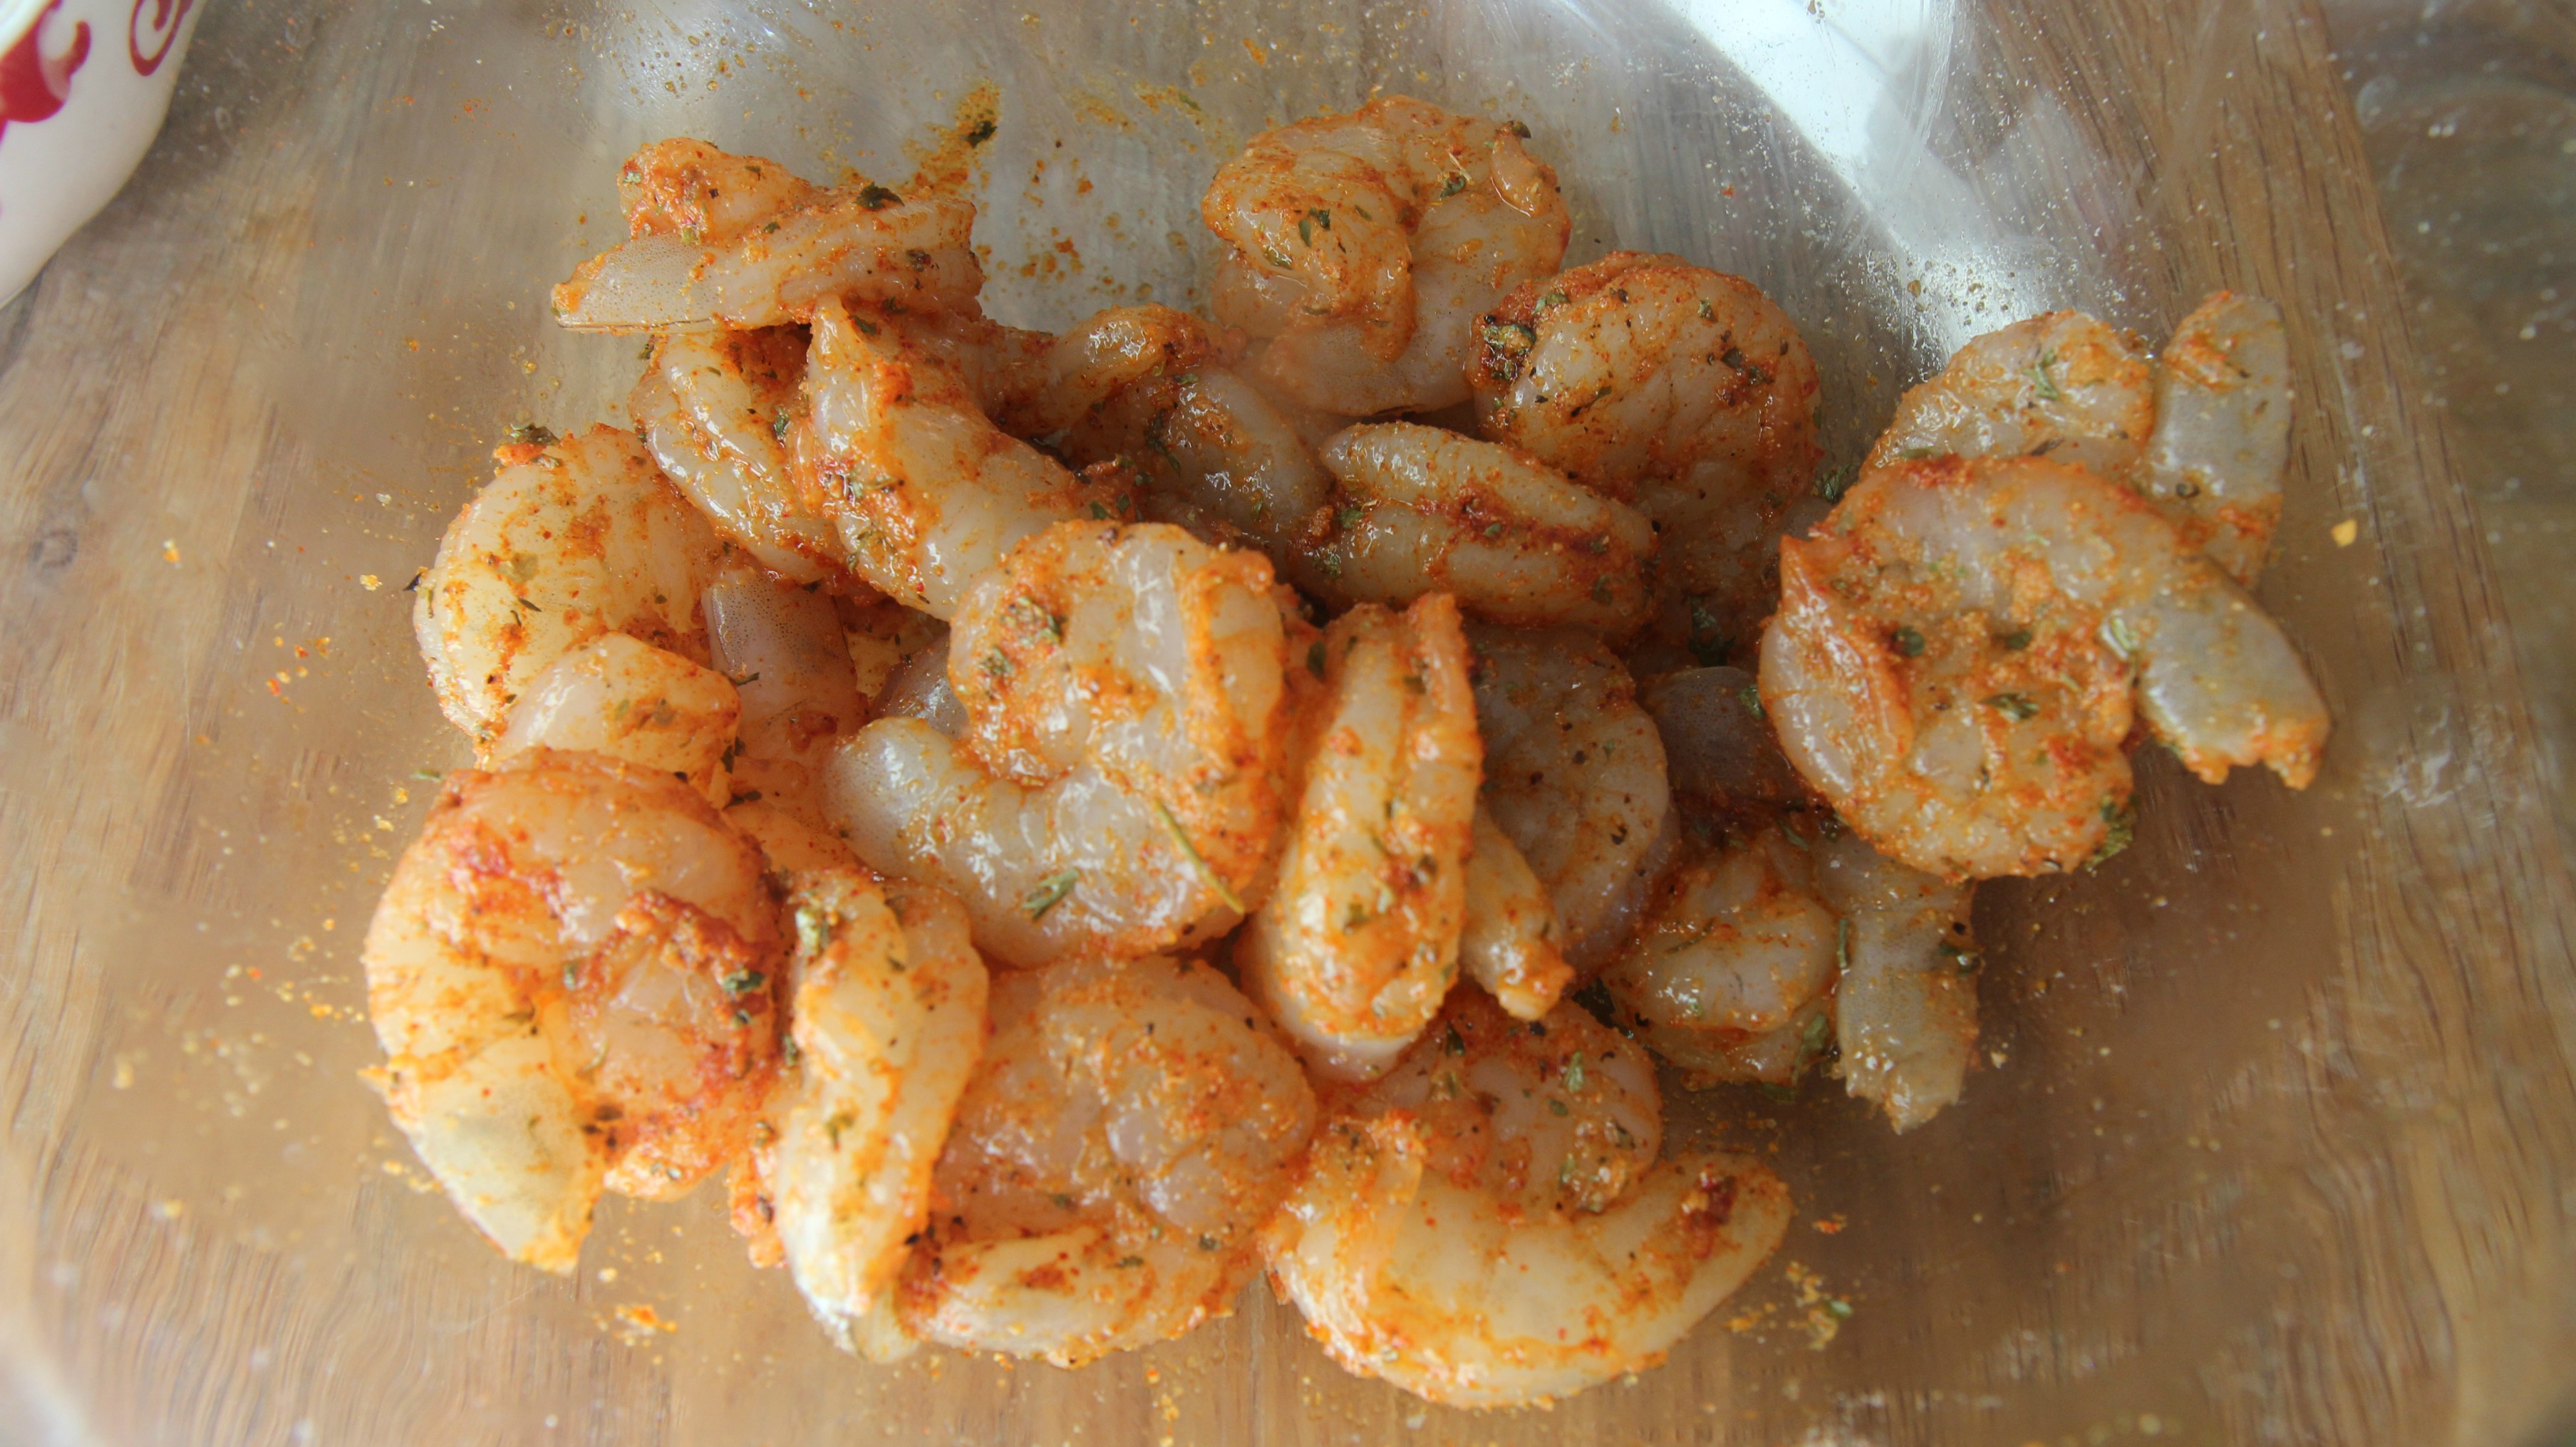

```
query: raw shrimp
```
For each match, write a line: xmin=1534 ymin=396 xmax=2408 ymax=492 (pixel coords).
xmin=1237 ymin=596 xmax=1481 ymax=1080
xmin=490 ymin=632 xmax=741 ymax=805
xmin=900 ymin=955 xmax=1315 ymax=1364
xmin=1467 ymin=624 xmax=1674 ymax=968
xmin=1263 ymin=992 xmax=1790 ymax=1409
xmin=416 ymin=424 xmax=729 ymax=745
xmin=631 ymin=326 xmax=849 ymax=585
xmin=1306 ymin=423 xmax=1655 ymax=636
xmin=1456 ymin=807 xmax=1574 ymax=1022
xmin=822 ymin=522 xmax=1290 ymax=967
xmin=1811 ymin=828 xmax=1978 ymax=1132
xmin=756 ymin=826 xmax=989 ymax=1359
xmin=1203 ymin=96 xmax=1571 ymax=414
xmin=553 ymin=154 xmax=981 ymax=332
xmin=1759 ymin=455 xmax=2329 ymax=878
xmin=1638 ymin=665 xmax=1807 ymax=811
xmin=614 ymin=138 xmax=821 ymax=245
xmin=1866 ymin=294 xmax=2291 ymax=583
xmin=789 ymin=298 xmax=1135 ymax=618
xmin=361 ymin=752 xmax=782 ymax=1272
xmin=868 ymin=628 xmax=966 ymax=735
xmin=702 ymin=567 xmax=867 ymax=795
xmin=1473 ymin=254 xmax=1822 ymax=644
xmin=991 ymin=306 xmax=1335 ymax=560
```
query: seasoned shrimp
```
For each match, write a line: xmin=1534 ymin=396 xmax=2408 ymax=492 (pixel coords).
xmin=789 ymin=298 xmax=1135 ymax=618
xmin=1867 ymin=294 xmax=2291 ymax=583
xmin=1263 ymin=992 xmax=1791 ymax=1409
xmin=900 ymin=955 xmax=1315 ymax=1364
xmin=490 ymin=632 xmax=740 ymax=805
xmin=1306 ymin=423 xmax=1655 ymax=636
xmin=990 ymin=306 xmax=1336 ymax=560
xmin=1638 ymin=665 xmax=1807 ymax=811
xmin=1468 ymin=624 xmax=1675 ymax=968
xmin=702 ymin=567 xmax=867 ymax=797
xmin=1237 ymin=596 xmax=1481 ymax=1080
xmin=753 ymin=824 xmax=989 ymax=1359
xmin=614 ymin=138 xmax=822 ymax=245
xmin=822 ymin=522 xmax=1290 ymax=967
xmin=632 ymin=327 xmax=849 ymax=585
xmin=1810 ymin=828 xmax=1978 ymax=1132
xmin=1473 ymin=254 xmax=1822 ymax=645
xmin=416 ymin=425 xmax=730 ymax=745
xmin=554 ymin=153 xmax=982 ymax=333
xmin=1759 ymin=455 xmax=2329 ymax=878
xmin=361 ymin=752 xmax=782 ymax=1272
xmin=1457 ymin=807 xmax=1574 ymax=1022
xmin=1204 ymin=96 xmax=1571 ymax=414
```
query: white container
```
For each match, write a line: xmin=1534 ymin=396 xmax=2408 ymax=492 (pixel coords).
xmin=0 ymin=0 xmax=199 ymax=303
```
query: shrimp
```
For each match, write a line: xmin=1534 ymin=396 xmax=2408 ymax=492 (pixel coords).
xmin=990 ymin=306 xmax=1335 ymax=561
xmin=752 ymin=821 xmax=989 ymax=1359
xmin=1809 ymin=827 xmax=1978 ymax=1132
xmin=1759 ymin=455 xmax=2329 ymax=878
xmin=867 ymin=627 xmax=966 ymax=735
xmin=899 ymin=955 xmax=1315 ymax=1365
xmin=701 ymin=567 xmax=867 ymax=798
xmin=1456 ymin=806 xmax=1575 ymax=1022
xmin=631 ymin=326 xmax=849 ymax=585
xmin=1263 ymin=991 xmax=1791 ymax=1409
xmin=1237 ymin=596 xmax=1481 ymax=1080
xmin=361 ymin=751 xmax=783 ymax=1272
xmin=553 ymin=153 xmax=982 ymax=333
xmin=1467 ymin=624 xmax=1675 ymax=968
xmin=415 ymin=424 xmax=730 ymax=745
xmin=1472 ymin=254 xmax=1823 ymax=647
xmin=788 ymin=298 xmax=1137 ymax=618
xmin=614 ymin=138 xmax=822 ymax=245
xmin=1203 ymin=96 xmax=1571 ymax=414
xmin=1866 ymin=294 xmax=2291 ymax=583
xmin=1305 ymin=423 xmax=1656 ymax=636
xmin=490 ymin=632 xmax=741 ymax=806
xmin=1638 ymin=665 xmax=1808 ymax=811
xmin=821 ymin=522 xmax=1291 ymax=968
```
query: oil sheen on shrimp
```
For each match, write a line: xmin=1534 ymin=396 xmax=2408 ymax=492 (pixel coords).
xmin=417 ymin=424 xmax=730 ymax=745
xmin=899 ymin=955 xmax=1315 ymax=1365
xmin=1238 ymin=595 xmax=1481 ymax=1081
xmin=1467 ymin=623 xmax=1675 ymax=968
xmin=1203 ymin=96 xmax=1570 ymax=414
xmin=1457 ymin=806 xmax=1575 ymax=1022
xmin=1759 ymin=454 xmax=2329 ymax=878
xmin=789 ymin=298 xmax=1136 ymax=618
xmin=1305 ymin=422 xmax=1655 ymax=636
xmin=361 ymin=751 xmax=783 ymax=1272
xmin=758 ymin=828 xmax=988 ymax=1359
xmin=1867 ymin=294 xmax=2290 ymax=583
xmin=553 ymin=147 xmax=981 ymax=333
xmin=822 ymin=522 xmax=1290 ymax=968
xmin=490 ymin=632 xmax=741 ymax=806
xmin=1474 ymin=252 xmax=1822 ymax=644
xmin=1263 ymin=991 xmax=1791 ymax=1409
xmin=702 ymin=566 xmax=867 ymax=799
xmin=631 ymin=326 xmax=849 ymax=585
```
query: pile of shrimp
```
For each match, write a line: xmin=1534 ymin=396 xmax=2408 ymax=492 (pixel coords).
xmin=362 ymin=108 xmax=2329 ymax=1408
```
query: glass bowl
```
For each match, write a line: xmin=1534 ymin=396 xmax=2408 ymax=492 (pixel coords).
xmin=1 ymin=1 xmax=2570 ymax=1443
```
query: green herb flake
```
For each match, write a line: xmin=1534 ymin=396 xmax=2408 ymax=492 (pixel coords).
xmin=1538 ymin=289 xmax=1569 ymax=311
xmin=1563 ymin=1052 xmax=1587 ymax=1094
xmin=964 ymin=118 xmax=997 ymax=146
xmin=1023 ymin=868 xmax=1081 ymax=920
xmin=504 ymin=423 xmax=559 ymax=448
xmin=1738 ymin=683 xmax=1764 ymax=718
xmin=722 ymin=969 xmax=767 ymax=997
xmin=1307 ymin=640 xmax=1328 ymax=678
xmin=857 ymin=183 xmax=903 ymax=210
xmin=1982 ymin=691 xmax=2040 ymax=721
xmin=1154 ymin=801 xmax=1243 ymax=912
xmin=1439 ymin=172 xmax=1468 ymax=198
xmin=1814 ymin=464 xmax=1854 ymax=504
xmin=1546 ymin=1096 xmax=1570 ymax=1117
xmin=1890 ymin=625 xmax=1927 ymax=658
xmin=2028 ymin=346 xmax=2064 ymax=402
xmin=2086 ymin=796 xmax=2136 ymax=869
xmin=771 ymin=410 xmax=792 ymax=440
xmin=1939 ymin=939 xmax=1981 ymax=973
xmin=2100 ymin=616 xmax=2140 ymax=660
xmin=1998 ymin=627 xmax=2034 ymax=652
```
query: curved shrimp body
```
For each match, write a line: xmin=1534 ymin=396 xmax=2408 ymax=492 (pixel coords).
xmin=900 ymin=955 xmax=1317 ymax=1365
xmin=1474 ymin=253 xmax=1821 ymax=640
xmin=1467 ymin=624 xmax=1675 ymax=969
xmin=1237 ymin=596 xmax=1481 ymax=1081
xmin=1868 ymin=294 xmax=2291 ymax=583
xmin=988 ymin=304 xmax=1237 ymax=442
xmin=1457 ymin=807 xmax=1575 ymax=1021
xmin=1810 ymin=829 xmax=1978 ymax=1132
xmin=615 ymin=138 xmax=821 ymax=245
xmin=1203 ymin=96 xmax=1570 ymax=414
xmin=361 ymin=752 xmax=784 ymax=1272
xmin=416 ymin=425 xmax=730 ymax=746
xmin=491 ymin=632 xmax=741 ymax=806
xmin=1759 ymin=455 xmax=2329 ymax=878
xmin=702 ymin=567 xmax=867 ymax=793
xmin=764 ymin=851 xmax=990 ymax=1359
xmin=822 ymin=522 xmax=1291 ymax=968
xmin=1262 ymin=992 xmax=1790 ymax=1409
xmin=790 ymin=299 xmax=1136 ymax=618
xmin=553 ymin=162 xmax=982 ymax=333
xmin=1307 ymin=423 xmax=1655 ymax=636
xmin=632 ymin=327 xmax=849 ymax=585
